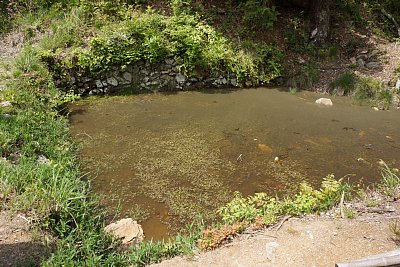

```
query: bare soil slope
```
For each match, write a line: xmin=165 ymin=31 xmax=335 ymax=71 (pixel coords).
xmin=153 ymin=211 xmax=399 ymax=267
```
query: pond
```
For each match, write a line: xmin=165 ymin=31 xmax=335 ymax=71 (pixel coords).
xmin=68 ymin=88 xmax=400 ymax=240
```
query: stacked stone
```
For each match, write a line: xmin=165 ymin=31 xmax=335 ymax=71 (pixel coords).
xmin=61 ymin=58 xmax=246 ymax=95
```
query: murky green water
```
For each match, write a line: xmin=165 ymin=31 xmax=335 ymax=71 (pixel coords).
xmin=69 ymin=88 xmax=400 ymax=240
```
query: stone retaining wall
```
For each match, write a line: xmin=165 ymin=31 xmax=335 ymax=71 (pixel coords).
xmin=59 ymin=58 xmax=257 ymax=95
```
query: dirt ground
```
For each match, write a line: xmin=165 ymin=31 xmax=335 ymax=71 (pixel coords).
xmin=0 ymin=211 xmax=51 ymax=267
xmin=153 ymin=210 xmax=400 ymax=267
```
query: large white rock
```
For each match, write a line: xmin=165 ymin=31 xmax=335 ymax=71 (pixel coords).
xmin=315 ymin=98 xmax=333 ymax=106
xmin=104 ymin=218 xmax=144 ymax=245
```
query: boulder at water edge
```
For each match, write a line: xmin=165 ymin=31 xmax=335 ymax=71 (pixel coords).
xmin=104 ymin=218 xmax=144 ymax=245
xmin=315 ymin=98 xmax=333 ymax=106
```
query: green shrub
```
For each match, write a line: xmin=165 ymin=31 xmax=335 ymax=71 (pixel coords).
xmin=44 ymin=8 xmax=282 ymax=84
xmin=353 ymin=77 xmax=394 ymax=108
xmin=219 ymin=175 xmax=346 ymax=225
xmin=240 ymin=0 xmax=278 ymax=30
xmin=330 ymin=72 xmax=357 ymax=95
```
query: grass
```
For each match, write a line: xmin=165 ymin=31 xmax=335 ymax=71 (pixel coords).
xmin=353 ymin=77 xmax=394 ymax=109
xmin=379 ymin=162 xmax=400 ymax=198
xmin=330 ymin=72 xmax=357 ymax=95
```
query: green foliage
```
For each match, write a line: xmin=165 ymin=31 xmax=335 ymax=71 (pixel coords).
xmin=353 ymin=76 xmax=394 ymax=109
xmin=337 ymin=0 xmax=400 ymax=37
xmin=379 ymin=162 xmax=400 ymax=197
xmin=219 ymin=175 xmax=346 ymax=225
xmin=287 ymin=63 xmax=319 ymax=90
xmin=47 ymin=8 xmax=282 ymax=83
xmin=285 ymin=17 xmax=307 ymax=53
xmin=344 ymin=208 xmax=355 ymax=219
xmin=170 ymin=0 xmax=193 ymax=16
xmin=128 ymin=222 xmax=203 ymax=266
xmin=330 ymin=72 xmax=357 ymax=95
xmin=240 ymin=0 xmax=278 ymax=30
xmin=0 ymin=42 xmax=120 ymax=266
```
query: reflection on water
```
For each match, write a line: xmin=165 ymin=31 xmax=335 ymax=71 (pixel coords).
xmin=69 ymin=88 xmax=400 ymax=240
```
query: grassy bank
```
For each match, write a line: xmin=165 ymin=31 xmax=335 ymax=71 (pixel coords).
xmin=1 ymin=0 xmax=400 ymax=266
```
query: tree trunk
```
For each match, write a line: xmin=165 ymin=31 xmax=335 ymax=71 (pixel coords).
xmin=310 ymin=0 xmax=331 ymax=46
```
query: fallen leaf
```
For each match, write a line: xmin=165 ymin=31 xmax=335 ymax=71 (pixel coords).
xmin=258 ymin=144 xmax=273 ymax=153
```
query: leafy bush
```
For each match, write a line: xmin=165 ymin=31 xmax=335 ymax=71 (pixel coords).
xmin=240 ymin=0 xmax=278 ymax=30
xmin=353 ymin=77 xmax=394 ymax=109
xmin=219 ymin=175 xmax=345 ymax=225
xmin=45 ymin=8 xmax=282 ymax=84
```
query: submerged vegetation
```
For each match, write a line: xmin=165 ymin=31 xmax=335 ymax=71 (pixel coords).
xmin=0 ymin=0 xmax=400 ymax=265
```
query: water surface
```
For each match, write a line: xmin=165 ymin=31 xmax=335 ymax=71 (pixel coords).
xmin=69 ymin=88 xmax=400 ymax=239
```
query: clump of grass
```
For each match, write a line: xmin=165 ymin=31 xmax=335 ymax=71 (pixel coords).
xmin=287 ymin=62 xmax=319 ymax=89
xmin=379 ymin=162 xmax=400 ymax=198
xmin=353 ymin=77 xmax=394 ymax=109
xmin=390 ymin=220 xmax=400 ymax=240
xmin=330 ymin=72 xmax=357 ymax=95
xmin=329 ymin=73 xmax=395 ymax=110
xmin=344 ymin=208 xmax=355 ymax=219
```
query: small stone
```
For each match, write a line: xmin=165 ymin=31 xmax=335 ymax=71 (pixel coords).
xmin=165 ymin=59 xmax=174 ymax=65
xmin=1 ymin=114 xmax=13 ymax=119
xmin=70 ymin=76 xmax=76 ymax=85
xmin=245 ymin=81 xmax=252 ymax=87
xmin=221 ymin=78 xmax=227 ymax=85
xmin=370 ymin=49 xmax=380 ymax=58
xmin=140 ymin=69 xmax=149 ymax=75
xmin=122 ymin=72 xmax=132 ymax=82
xmin=266 ymin=242 xmax=279 ymax=262
xmin=357 ymin=58 xmax=365 ymax=67
xmin=366 ymin=61 xmax=380 ymax=69
xmin=95 ymin=80 xmax=103 ymax=88
xmin=37 ymin=155 xmax=50 ymax=165
xmin=297 ymin=57 xmax=306 ymax=64
xmin=230 ymin=78 xmax=237 ymax=86
xmin=350 ymin=57 xmax=356 ymax=64
xmin=107 ymin=77 xmax=118 ymax=87
xmin=176 ymin=73 xmax=186 ymax=83
xmin=0 ymin=101 xmax=12 ymax=107
xmin=395 ymin=79 xmax=400 ymax=89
